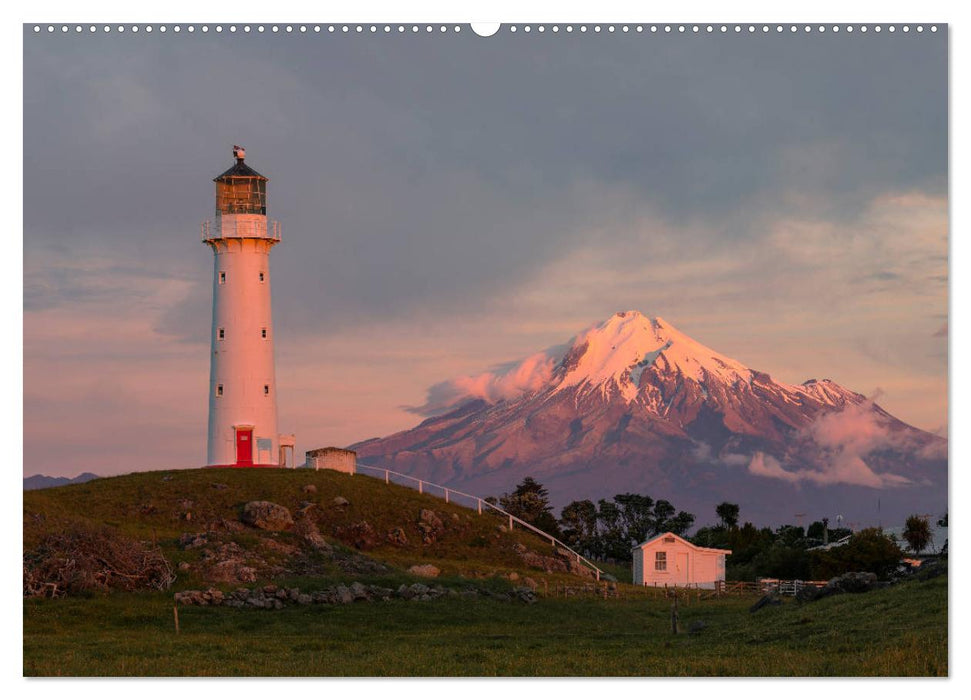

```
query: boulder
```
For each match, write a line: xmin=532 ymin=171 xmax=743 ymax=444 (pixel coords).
xmin=688 ymin=620 xmax=707 ymax=635
xmin=332 ymin=496 xmax=350 ymax=507
xmin=241 ymin=501 xmax=294 ymax=531
xmin=409 ymin=564 xmax=441 ymax=578
xmin=749 ymin=593 xmax=782 ymax=613
xmin=297 ymin=594 xmax=312 ymax=605
xmin=335 ymin=521 xmax=381 ymax=550
xmin=303 ymin=484 xmax=318 ymax=495
xmin=418 ymin=509 xmax=445 ymax=544
xmin=387 ymin=527 xmax=409 ymax=546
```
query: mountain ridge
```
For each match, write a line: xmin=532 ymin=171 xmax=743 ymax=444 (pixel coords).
xmin=353 ymin=311 xmax=946 ymax=525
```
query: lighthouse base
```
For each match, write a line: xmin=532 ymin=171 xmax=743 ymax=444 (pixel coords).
xmin=206 ymin=463 xmax=282 ymax=469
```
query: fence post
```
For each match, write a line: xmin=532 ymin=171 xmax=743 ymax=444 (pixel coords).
xmin=419 ymin=480 xmax=423 ymax=494
xmin=445 ymin=489 xmax=449 ymax=504
xmin=385 ymin=470 xmax=389 ymax=484
xmin=508 ymin=514 xmax=513 ymax=530
xmin=477 ymin=499 xmax=482 ymax=515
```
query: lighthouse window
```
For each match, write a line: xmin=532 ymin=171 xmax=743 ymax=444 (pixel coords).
xmin=219 ymin=271 xmax=226 ymax=284
xmin=261 ymin=328 xmax=267 ymax=339
xmin=259 ymin=271 xmax=265 ymax=283
xmin=218 ymin=328 xmax=225 ymax=340
xmin=655 ymin=551 xmax=667 ymax=571
xmin=216 ymin=384 xmax=223 ymax=397
xmin=264 ymin=384 xmax=270 ymax=396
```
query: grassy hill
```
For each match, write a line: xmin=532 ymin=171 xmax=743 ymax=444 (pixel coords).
xmin=23 ymin=468 xmax=948 ymax=676
xmin=24 ymin=467 xmax=598 ymax=589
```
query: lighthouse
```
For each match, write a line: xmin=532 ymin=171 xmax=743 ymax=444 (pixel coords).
xmin=203 ymin=146 xmax=294 ymax=468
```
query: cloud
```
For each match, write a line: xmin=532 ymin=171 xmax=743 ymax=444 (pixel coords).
xmin=743 ymin=396 xmax=926 ymax=488
xmin=404 ymin=345 xmax=567 ymax=416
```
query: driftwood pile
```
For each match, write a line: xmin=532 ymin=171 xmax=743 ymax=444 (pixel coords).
xmin=23 ymin=527 xmax=175 ymax=598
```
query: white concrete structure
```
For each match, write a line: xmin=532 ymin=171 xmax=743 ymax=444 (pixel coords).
xmin=306 ymin=447 xmax=357 ymax=474
xmin=632 ymin=532 xmax=731 ymax=589
xmin=203 ymin=146 xmax=288 ymax=467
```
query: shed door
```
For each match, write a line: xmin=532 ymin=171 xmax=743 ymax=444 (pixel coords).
xmin=235 ymin=428 xmax=253 ymax=465
xmin=677 ymin=551 xmax=689 ymax=584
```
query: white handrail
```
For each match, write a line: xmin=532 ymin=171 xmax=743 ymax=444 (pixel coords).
xmin=355 ymin=462 xmax=603 ymax=580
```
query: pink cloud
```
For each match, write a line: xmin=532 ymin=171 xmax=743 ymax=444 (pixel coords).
xmin=405 ymin=347 xmax=564 ymax=416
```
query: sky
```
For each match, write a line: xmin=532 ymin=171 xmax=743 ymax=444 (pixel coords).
xmin=22 ymin=25 xmax=948 ymax=478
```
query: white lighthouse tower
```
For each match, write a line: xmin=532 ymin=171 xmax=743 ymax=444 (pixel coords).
xmin=203 ymin=146 xmax=293 ymax=468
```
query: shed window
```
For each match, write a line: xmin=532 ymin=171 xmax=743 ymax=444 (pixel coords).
xmin=216 ymin=384 xmax=223 ymax=397
xmin=655 ymin=551 xmax=667 ymax=571
xmin=219 ymin=271 xmax=226 ymax=284
xmin=218 ymin=328 xmax=225 ymax=340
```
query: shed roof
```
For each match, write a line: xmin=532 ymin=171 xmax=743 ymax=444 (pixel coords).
xmin=632 ymin=531 xmax=731 ymax=555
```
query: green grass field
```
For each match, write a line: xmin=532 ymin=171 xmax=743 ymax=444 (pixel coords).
xmin=24 ymin=575 xmax=946 ymax=676
xmin=23 ymin=469 xmax=948 ymax=676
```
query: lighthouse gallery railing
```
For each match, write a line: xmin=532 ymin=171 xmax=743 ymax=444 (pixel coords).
xmin=202 ymin=218 xmax=281 ymax=242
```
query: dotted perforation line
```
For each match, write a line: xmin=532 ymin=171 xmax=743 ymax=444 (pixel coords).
xmin=31 ymin=23 xmax=941 ymax=35
xmin=30 ymin=24 xmax=467 ymax=34
xmin=504 ymin=24 xmax=938 ymax=34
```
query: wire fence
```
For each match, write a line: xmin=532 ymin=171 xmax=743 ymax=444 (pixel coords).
xmin=354 ymin=461 xmax=603 ymax=581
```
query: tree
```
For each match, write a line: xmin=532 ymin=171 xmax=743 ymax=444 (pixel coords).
xmin=903 ymin=515 xmax=932 ymax=556
xmin=715 ymin=502 xmax=740 ymax=529
xmin=613 ymin=493 xmax=655 ymax=544
xmin=811 ymin=528 xmax=902 ymax=579
xmin=559 ymin=499 xmax=598 ymax=553
xmin=499 ymin=477 xmax=560 ymax=537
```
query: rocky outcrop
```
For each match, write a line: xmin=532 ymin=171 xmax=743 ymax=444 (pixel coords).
xmin=173 ymin=581 xmax=537 ymax=608
xmin=334 ymin=521 xmax=381 ymax=550
xmin=240 ymin=501 xmax=294 ymax=531
xmin=417 ymin=509 xmax=444 ymax=545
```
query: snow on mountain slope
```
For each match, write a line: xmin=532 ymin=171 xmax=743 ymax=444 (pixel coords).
xmin=353 ymin=311 xmax=946 ymax=526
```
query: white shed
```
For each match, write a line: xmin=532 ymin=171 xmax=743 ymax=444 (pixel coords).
xmin=632 ymin=532 xmax=731 ymax=589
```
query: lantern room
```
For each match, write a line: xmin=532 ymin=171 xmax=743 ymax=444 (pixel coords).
xmin=214 ymin=145 xmax=268 ymax=215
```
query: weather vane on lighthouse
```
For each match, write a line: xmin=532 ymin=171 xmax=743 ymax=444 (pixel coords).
xmin=202 ymin=145 xmax=295 ymax=468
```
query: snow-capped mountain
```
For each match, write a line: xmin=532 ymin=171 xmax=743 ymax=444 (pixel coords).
xmin=353 ymin=311 xmax=946 ymax=526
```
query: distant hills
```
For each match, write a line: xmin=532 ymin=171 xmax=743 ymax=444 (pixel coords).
xmin=23 ymin=472 xmax=100 ymax=491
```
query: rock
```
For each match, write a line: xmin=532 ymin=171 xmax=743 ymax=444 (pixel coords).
xmin=513 ymin=586 xmax=538 ymax=604
xmin=178 ymin=562 xmax=191 ymax=571
xmin=276 ymin=588 xmax=289 ymax=600
xmin=263 ymin=584 xmax=278 ymax=594
xmin=291 ymin=516 xmax=332 ymax=553
xmin=332 ymin=496 xmax=350 ymax=507
xmin=297 ymin=594 xmax=312 ymax=605
xmin=409 ymin=564 xmax=441 ymax=578
xmin=211 ymin=482 xmax=228 ymax=490
xmin=749 ymin=593 xmax=782 ymax=613
xmin=241 ymin=501 xmax=294 ymax=531
xmin=418 ymin=509 xmax=445 ymax=544
xmin=688 ymin=620 xmax=707 ymax=635
xmin=387 ymin=527 xmax=409 ymax=546
xmin=335 ymin=585 xmax=354 ymax=605
xmin=335 ymin=521 xmax=381 ymax=550
xmin=349 ymin=582 xmax=370 ymax=600
xmin=410 ymin=583 xmax=430 ymax=596
xmin=397 ymin=584 xmax=414 ymax=600
xmin=795 ymin=584 xmax=822 ymax=603
xmin=271 ymin=598 xmax=284 ymax=610
xmin=507 ymin=572 xmax=520 ymax=582
xmin=288 ymin=587 xmax=301 ymax=601
xmin=303 ymin=484 xmax=318 ymax=495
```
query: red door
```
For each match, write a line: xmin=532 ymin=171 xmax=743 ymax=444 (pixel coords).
xmin=235 ymin=428 xmax=253 ymax=466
